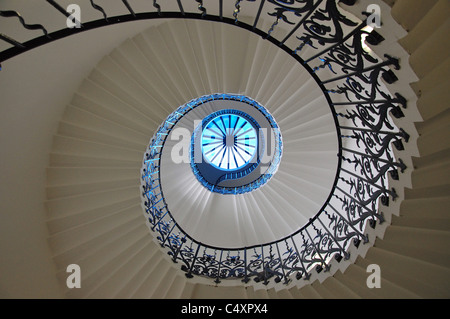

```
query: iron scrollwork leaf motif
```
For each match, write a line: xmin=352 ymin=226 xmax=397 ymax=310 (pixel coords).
xmin=245 ymin=246 xmax=282 ymax=285
xmin=246 ymin=249 xmax=264 ymax=282
xmin=324 ymin=28 xmax=379 ymax=76
xmin=294 ymin=0 xmax=358 ymax=50
xmin=267 ymin=0 xmax=317 ymax=23
xmin=297 ymin=232 xmax=323 ymax=270
xmin=337 ymin=101 xmax=398 ymax=132
xmin=312 ymin=220 xmax=344 ymax=259
xmin=324 ymin=209 xmax=360 ymax=249
xmin=220 ymin=253 xmax=246 ymax=279
xmin=335 ymin=68 xmax=390 ymax=103
xmin=191 ymin=250 xmax=220 ymax=278
xmin=329 ymin=54 xmax=400 ymax=103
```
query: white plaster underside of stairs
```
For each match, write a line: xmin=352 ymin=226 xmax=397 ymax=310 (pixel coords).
xmin=45 ymin=7 xmax=421 ymax=296
xmin=155 ymin=25 xmax=338 ymax=248
xmin=46 ymin=18 xmax=336 ymax=295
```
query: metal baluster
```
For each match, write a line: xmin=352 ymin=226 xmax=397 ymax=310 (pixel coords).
xmin=195 ymin=0 xmax=206 ymax=17
xmin=89 ymin=0 xmax=108 ymax=21
xmin=328 ymin=200 xmax=368 ymax=240
xmin=304 ymin=20 xmax=367 ymax=63
xmin=312 ymin=57 xmax=336 ymax=74
xmin=153 ymin=0 xmax=162 ymax=16
xmin=144 ymin=195 xmax=157 ymax=223
xmin=151 ymin=207 xmax=169 ymax=231
xmin=293 ymin=38 xmax=313 ymax=55
xmin=316 ymin=215 xmax=350 ymax=260
xmin=0 ymin=34 xmax=25 ymax=48
xmin=322 ymin=55 xmax=399 ymax=84
xmin=337 ymin=181 xmax=382 ymax=215
xmin=121 ymin=0 xmax=136 ymax=17
xmin=143 ymin=184 xmax=160 ymax=198
xmin=266 ymin=16 xmax=279 ymax=39
xmin=156 ymin=216 xmax=177 ymax=247
xmin=146 ymin=196 xmax=164 ymax=212
xmin=0 ymin=11 xmax=50 ymax=38
xmin=185 ymin=244 xmax=201 ymax=278
xmin=290 ymin=235 xmax=310 ymax=280
xmin=342 ymin=153 xmax=399 ymax=182
xmin=341 ymin=165 xmax=397 ymax=195
xmin=242 ymin=247 xmax=250 ymax=283
xmin=146 ymin=203 xmax=165 ymax=226
xmin=144 ymin=157 xmax=160 ymax=163
xmin=275 ymin=242 xmax=289 ymax=284
xmin=344 ymin=128 xmax=410 ymax=152
xmin=46 ymin=0 xmax=83 ymax=27
xmin=341 ymin=147 xmax=406 ymax=172
xmin=304 ymin=228 xmax=329 ymax=272
xmin=146 ymin=168 xmax=160 ymax=176
xmin=327 ymin=88 xmax=346 ymax=94
xmin=233 ymin=0 xmax=242 ymax=24
xmin=147 ymin=191 xmax=163 ymax=199
xmin=339 ymin=125 xmax=405 ymax=136
xmin=260 ymin=245 xmax=269 ymax=285
xmin=157 ymin=217 xmax=175 ymax=245
xmin=171 ymin=233 xmax=186 ymax=263
xmin=214 ymin=250 xmax=224 ymax=284
xmin=332 ymin=92 xmax=406 ymax=106
xmin=252 ymin=0 xmax=266 ymax=30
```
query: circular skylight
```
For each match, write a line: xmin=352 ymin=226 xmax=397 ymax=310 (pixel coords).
xmin=201 ymin=113 xmax=258 ymax=171
xmin=185 ymin=96 xmax=282 ymax=195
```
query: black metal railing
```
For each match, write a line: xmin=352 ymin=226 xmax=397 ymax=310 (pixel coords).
xmin=1 ymin=0 xmax=409 ymax=287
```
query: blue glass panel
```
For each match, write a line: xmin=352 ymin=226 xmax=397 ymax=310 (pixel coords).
xmin=201 ymin=114 xmax=258 ymax=171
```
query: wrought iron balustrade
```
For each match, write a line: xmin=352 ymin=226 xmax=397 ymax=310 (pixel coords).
xmin=1 ymin=0 xmax=410 ymax=287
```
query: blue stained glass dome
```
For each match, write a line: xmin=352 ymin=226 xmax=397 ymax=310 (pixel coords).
xmin=201 ymin=113 xmax=258 ymax=171
xmin=174 ymin=94 xmax=283 ymax=195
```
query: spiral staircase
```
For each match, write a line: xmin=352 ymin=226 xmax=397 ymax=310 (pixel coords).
xmin=0 ymin=0 xmax=449 ymax=299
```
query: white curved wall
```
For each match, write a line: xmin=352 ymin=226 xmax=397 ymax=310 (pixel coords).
xmin=0 ymin=18 xmax=167 ymax=298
